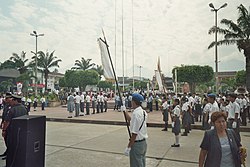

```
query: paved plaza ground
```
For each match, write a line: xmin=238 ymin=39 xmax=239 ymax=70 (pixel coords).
xmin=0 ymin=106 xmax=249 ymax=166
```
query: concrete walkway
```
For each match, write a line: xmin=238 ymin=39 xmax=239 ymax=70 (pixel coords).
xmin=0 ymin=122 xmax=249 ymax=167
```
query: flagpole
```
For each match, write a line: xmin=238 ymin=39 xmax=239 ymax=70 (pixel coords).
xmin=122 ymin=0 xmax=125 ymax=92
xmin=114 ymin=0 xmax=117 ymax=96
xmin=101 ymin=30 xmax=131 ymax=138
xmin=132 ymin=0 xmax=135 ymax=92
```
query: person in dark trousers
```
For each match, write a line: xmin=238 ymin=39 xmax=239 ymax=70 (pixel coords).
xmin=0 ymin=93 xmax=12 ymax=160
xmin=40 ymin=96 xmax=46 ymax=110
xmin=171 ymin=98 xmax=181 ymax=147
xmin=181 ymin=97 xmax=191 ymax=136
xmin=123 ymin=93 xmax=148 ymax=167
xmin=161 ymin=97 xmax=170 ymax=131
xmin=2 ymin=94 xmax=27 ymax=163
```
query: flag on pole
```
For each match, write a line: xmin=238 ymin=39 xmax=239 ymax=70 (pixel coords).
xmin=157 ymin=56 xmax=161 ymax=72
xmin=155 ymin=70 xmax=164 ymax=92
xmin=98 ymin=38 xmax=115 ymax=81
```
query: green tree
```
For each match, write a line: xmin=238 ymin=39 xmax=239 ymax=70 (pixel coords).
xmin=36 ymin=51 xmax=62 ymax=90
xmin=235 ymin=70 xmax=246 ymax=86
xmin=71 ymin=57 xmax=95 ymax=71
xmin=78 ymin=70 xmax=99 ymax=91
xmin=220 ymin=78 xmax=236 ymax=92
xmin=64 ymin=70 xmax=99 ymax=91
xmin=0 ymin=79 xmax=13 ymax=92
xmin=172 ymin=65 xmax=214 ymax=93
xmin=97 ymin=80 xmax=112 ymax=89
xmin=0 ymin=60 xmax=16 ymax=70
xmin=92 ymin=65 xmax=104 ymax=79
xmin=64 ymin=70 xmax=79 ymax=89
xmin=208 ymin=4 xmax=250 ymax=91
xmin=9 ymin=51 xmax=29 ymax=74
xmin=59 ymin=77 xmax=66 ymax=88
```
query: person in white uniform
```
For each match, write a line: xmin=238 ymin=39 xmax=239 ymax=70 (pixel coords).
xmin=171 ymin=98 xmax=181 ymax=147
xmin=228 ymin=93 xmax=241 ymax=141
xmin=123 ymin=93 xmax=148 ymax=167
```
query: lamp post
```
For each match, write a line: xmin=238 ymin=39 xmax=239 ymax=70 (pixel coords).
xmin=138 ymin=65 xmax=142 ymax=90
xmin=30 ymin=31 xmax=44 ymax=96
xmin=209 ymin=2 xmax=227 ymax=94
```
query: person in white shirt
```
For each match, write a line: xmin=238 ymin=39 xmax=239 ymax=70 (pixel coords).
xmin=161 ymin=97 xmax=170 ymax=131
xmin=123 ymin=93 xmax=148 ymax=167
xmin=171 ymin=98 xmax=181 ymax=147
xmin=0 ymin=96 xmax=3 ymax=110
xmin=85 ymin=92 xmax=91 ymax=115
xmin=228 ymin=93 xmax=241 ymax=141
xmin=80 ymin=92 xmax=85 ymax=115
xmin=207 ymin=94 xmax=220 ymax=129
xmin=91 ymin=95 xmax=96 ymax=114
xmin=74 ymin=92 xmax=81 ymax=117
xmin=40 ymin=96 xmax=46 ymax=111
xmin=181 ymin=98 xmax=192 ymax=136
xmin=26 ymin=96 xmax=32 ymax=113
xmin=202 ymin=98 xmax=211 ymax=130
xmin=99 ymin=93 xmax=104 ymax=113
xmin=21 ymin=96 xmax=26 ymax=106
xmin=96 ymin=93 xmax=101 ymax=113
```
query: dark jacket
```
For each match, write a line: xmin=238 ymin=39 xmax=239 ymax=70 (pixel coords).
xmin=200 ymin=128 xmax=241 ymax=167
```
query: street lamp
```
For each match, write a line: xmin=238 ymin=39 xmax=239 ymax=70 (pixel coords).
xmin=30 ymin=31 xmax=44 ymax=96
xmin=209 ymin=2 xmax=227 ymax=94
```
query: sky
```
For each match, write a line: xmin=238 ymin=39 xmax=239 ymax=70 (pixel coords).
xmin=0 ymin=0 xmax=249 ymax=79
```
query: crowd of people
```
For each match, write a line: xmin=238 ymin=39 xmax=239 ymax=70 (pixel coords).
xmin=66 ymin=92 xmax=110 ymax=118
xmin=0 ymin=90 xmax=249 ymax=167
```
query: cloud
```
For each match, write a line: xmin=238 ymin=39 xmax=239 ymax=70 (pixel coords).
xmin=0 ymin=0 xmax=249 ymax=79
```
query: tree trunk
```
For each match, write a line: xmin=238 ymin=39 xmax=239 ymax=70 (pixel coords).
xmin=45 ymin=72 xmax=48 ymax=91
xmin=245 ymin=50 xmax=250 ymax=92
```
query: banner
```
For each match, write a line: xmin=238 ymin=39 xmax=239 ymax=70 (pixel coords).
xmin=155 ymin=70 xmax=163 ymax=92
xmin=97 ymin=38 xmax=115 ymax=81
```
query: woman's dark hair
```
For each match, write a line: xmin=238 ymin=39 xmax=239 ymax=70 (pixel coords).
xmin=211 ymin=111 xmax=227 ymax=123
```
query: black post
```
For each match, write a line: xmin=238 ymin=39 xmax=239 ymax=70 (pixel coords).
xmin=100 ymin=31 xmax=131 ymax=138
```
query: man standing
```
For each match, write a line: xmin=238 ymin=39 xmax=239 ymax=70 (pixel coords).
xmin=91 ymin=94 xmax=96 ymax=114
xmin=80 ymin=92 xmax=85 ymax=116
xmin=96 ymin=93 xmax=100 ymax=113
xmin=161 ymin=97 xmax=170 ymax=131
xmin=2 ymin=94 xmax=27 ymax=161
xmin=123 ymin=93 xmax=148 ymax=167
xmin=148 ymin=93 xmax=153 ymax=112
xmin=0 ymin=93 xmax=12 ymax=159
xmin=228 ymin=93 xmax=241 ymax=141
xmin=206 ymin=94 xmax=220 ymax=129
xmin=181 ymin=97 xmax=191 ymax=136
xmin=40 ymin=96 xmax=46 ymax=111
xmin=100 ymin=92 xmax=104 ymax=113
xmin=85 ymin=92 xmax=91 ymax=115
xmin=67 ymin=93 xmax=74 ymax=118
xmin=74 ymin=92 xmax=81 ymax=117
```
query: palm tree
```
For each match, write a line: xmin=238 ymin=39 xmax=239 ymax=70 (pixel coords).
xmin=9 ymin=51 xmax=29 ymax=74
xmin=71 ymin=57 xmax=95 ymax=70
xmin=92 ymin=65 xmax=104 ymax=79
xmin=208 ymin=4 xmax=250 ymax=91
xmin=36 ymin=51 xmax=62 ymax=90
